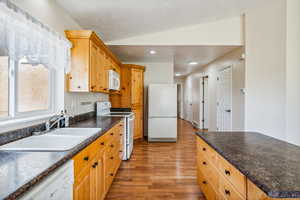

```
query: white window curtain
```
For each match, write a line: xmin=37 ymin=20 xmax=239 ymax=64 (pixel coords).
xmin=0 ymin=0 xmax=72 ymax=73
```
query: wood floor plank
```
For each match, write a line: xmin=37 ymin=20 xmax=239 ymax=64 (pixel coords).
xmin=105 ymin=119 xmax=205 ymax=200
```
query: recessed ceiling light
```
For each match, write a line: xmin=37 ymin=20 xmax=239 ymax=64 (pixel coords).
xmin=189 ymin=61 xmax=198 ymax=65
xmin=150 ymin=50 xmax=156 ymax=55
xmin=175 ymin=73 xmax=181 ymax=77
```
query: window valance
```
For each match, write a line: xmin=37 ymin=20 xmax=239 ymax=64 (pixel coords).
xmin=0 ymin=0 xmax=72 ymax=72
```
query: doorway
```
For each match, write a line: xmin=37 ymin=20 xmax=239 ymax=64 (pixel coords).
xmin=217 ymin=66 xmax=232 ymax=131
xmin=177 ymin=84 xmax=182 ymax=119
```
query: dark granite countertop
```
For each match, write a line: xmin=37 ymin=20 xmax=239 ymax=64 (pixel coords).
xmin=195 ymin=131 xmax=300 ymax=198
xmin=0 ymin=116 xmax=123 ymax=200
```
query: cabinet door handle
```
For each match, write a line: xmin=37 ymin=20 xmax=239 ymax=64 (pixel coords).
xmin=92 ymin=162 xmax=99 ymax=168
xmin=202 ymin=147 xmax=206 ymax=151
xmin=225 ymin=189 xmax=231 ymax=196
xmin=84 ymin=156 xmax=89 ymax=161
xmin=202 ymin=181 xmax=207 ymax=184
xmin=110 ymin=144 xmax=114 ymax=148
xmin=110 ymin=173 xmax=114 ymax=176
xmin=100 ymin=142 xmax=105 ymax=146
xmin=110 ymin=156 xmax=114 ymax=160
xmin=202 ymin=161 xmax=207 ymax=165
xmin=110 ymin=132 xmax=114 ymax=136
xmin=225 ymin=169 xmax=231 ymax=176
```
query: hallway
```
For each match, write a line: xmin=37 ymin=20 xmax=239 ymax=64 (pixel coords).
xmin=106 ymin=119 xmax=205 ymax=200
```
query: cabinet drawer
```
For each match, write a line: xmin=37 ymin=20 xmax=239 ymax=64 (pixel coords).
xmin=197 ymin=137 xmax=218 ymax=166
xmin=198 ymin=156 xmax=219 ymax=191
xmin=106 ymin=137 xmax=121 ymax=153
xmin=104 ymin=151 xmax=115 ymax=172
xmin=197 ymin=168 xmax=217 ymax=200
xmin=219 ymin=174 xmax=245 ymax=200
xmin=217 ymin=154 xmax=246 ymax=198
xmin=73 ymin=147 xmax=92 ymax=176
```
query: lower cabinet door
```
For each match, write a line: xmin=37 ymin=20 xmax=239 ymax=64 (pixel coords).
xmin=74 ymin=166 xmax=91 ymax=200
xmin=218 ymin=174 xmax=245 ymax=200
xmin=197 ymin=168 xmax=217 ymax=200
xmin=132 ymin=107 xmax=143 ymax=139
xmin=97 ymin=159 xmax=105 ymax=200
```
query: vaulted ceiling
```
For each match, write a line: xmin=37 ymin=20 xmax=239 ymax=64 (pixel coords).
xmin=108 ymin=46 xmax=238 ymax=76
xmin=55 ymin=0 xmax=272 ymax=75
xmin=56 ymin=0 xmax=273 ymax=42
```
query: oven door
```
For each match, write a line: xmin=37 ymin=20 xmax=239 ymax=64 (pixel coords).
xmin=126 ymin=114 xmax=135 ymax=159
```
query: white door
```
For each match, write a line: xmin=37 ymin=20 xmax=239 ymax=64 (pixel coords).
xmin=200 ymin=77 xmax=209 ymax=129
xmin=217 ymin=67 xmax=232 ymax=131
xmin=192 ymin=77 xmax=201 ymax=126
xmin=148 ymin=84 xmax=177 ymax=117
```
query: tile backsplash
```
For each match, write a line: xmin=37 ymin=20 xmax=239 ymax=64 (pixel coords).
xmin=65 ymin=92 xmax=108 ymax=116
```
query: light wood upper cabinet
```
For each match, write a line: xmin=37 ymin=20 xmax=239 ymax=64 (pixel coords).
xmin=65 ymin=30 xmax=121 ymax=93
xmin=90 ymin=41 xmax=100 ymax=92
xmin=131 ymin=68 xmax=144 ymax=107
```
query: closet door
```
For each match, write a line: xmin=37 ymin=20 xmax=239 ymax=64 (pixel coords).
xmin=217 ymin=66 xmax=232 ymax=131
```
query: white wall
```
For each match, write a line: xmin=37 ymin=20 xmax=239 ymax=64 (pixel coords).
xmin=245 ymin=0 xmax=300 ymax=146
xmin=107 ymin=17 xmax=243 ymax=46
xmin=11 ymin=0 xmax=109 ymax=116
xmin=183 ymin=48 xmax=245 ymax=131
xmin=285 ymin=0 xmax=300 ymax=145
xmin=245 ymin=1 xmax=287 ymax=141
xmin=141 ymin=62 xmax=174 ymax=86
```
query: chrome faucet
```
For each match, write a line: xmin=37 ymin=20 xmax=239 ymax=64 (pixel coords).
xmin=32 ymin=113 xmax=66 ymax=136
xmin=46 ymin=115 xmax=65 ymax=131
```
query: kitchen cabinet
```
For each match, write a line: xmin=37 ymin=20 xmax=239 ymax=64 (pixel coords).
xmin=73 ymin=163 xmax=92 ymax=200
xmin=196 ymin=136 xmax=300 ymax=200
xmin=65 ymin=30 xmax=121 ymax=93
xmin=131 ymin=68 xmax=144 ymax=107
xmin=110 ymin=64 xmax=145 ymax=139
xmin=132 ymin=107 xmax=143 ymax=139
xmin=73 ymin=120 xmax=124 ymax=200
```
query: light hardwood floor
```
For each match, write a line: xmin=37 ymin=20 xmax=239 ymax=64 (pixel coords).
xmin=105 ymin=119 xmax=205 ymax=200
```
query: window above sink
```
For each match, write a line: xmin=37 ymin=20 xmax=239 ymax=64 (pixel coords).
xmin=0 ymin=0 xmax=71 ymax=131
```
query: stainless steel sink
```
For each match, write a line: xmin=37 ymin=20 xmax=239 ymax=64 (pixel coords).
xmin=0 ymin=128 xmax=101 ymax=152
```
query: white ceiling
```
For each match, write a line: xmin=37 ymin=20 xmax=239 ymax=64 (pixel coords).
xmin=108 ymin=45 xmax=238 ymax=76
xmin=56 ymin=0 xmax=272 ymax=42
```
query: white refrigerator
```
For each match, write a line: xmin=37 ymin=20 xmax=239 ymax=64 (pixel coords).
xmin=148 ymin=84 xmax=177 ymax=142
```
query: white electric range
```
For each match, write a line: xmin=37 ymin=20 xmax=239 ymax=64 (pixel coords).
xmin=97 ymin=101 xmax=134 ymax=160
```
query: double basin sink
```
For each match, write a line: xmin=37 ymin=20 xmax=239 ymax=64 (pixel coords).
xmin=0 ymin=128 xmax=102 ymax=152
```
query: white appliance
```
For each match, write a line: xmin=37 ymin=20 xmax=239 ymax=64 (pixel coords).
xmin=97 ymin=101 xmax=134 ymax=160
xmin=148 ymin=84 xmax=177 ymax=142
xmin=108 ymin=70 xmax=120 ymax=90
xmin=20 ymin=161 xmax=74 ymax=200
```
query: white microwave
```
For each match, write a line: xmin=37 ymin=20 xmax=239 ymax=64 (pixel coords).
xmin=108 ymin=70 xmax=120 ymax=90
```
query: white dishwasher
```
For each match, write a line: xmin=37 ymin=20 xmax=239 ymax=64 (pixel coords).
xmin=20 ymin=160 xmax=74 ymax=200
